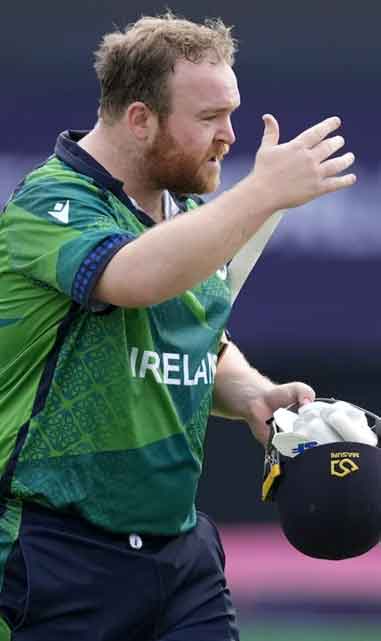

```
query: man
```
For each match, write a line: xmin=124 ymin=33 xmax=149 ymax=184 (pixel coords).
xmin=0 ymin=12 xmax=355 ymax=641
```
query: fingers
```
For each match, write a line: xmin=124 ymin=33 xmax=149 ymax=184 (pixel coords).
xmin=297 ymin=116 xmax=341 ymax=149
xmin=322 ymin=152 xmax=355 ymax=178
xmin=254 ymin=112 xmax=356 ymax=207
xmin=323 ymin=173 xmax=357 ymax=193
xmin=293 ymin=382 xmax=316 ymax=406
xmin=314 ymin=135 xmax=345 ymax=162
xmin=297 ymin=119 xmax=356 ymax=195
xmin=269 ymin=382 xmax=316 ymax=410
xmin=261 ymin=113 xmax=280 ymax=147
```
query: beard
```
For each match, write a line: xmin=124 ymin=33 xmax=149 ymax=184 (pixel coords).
xmin=142 ymin=124 xmax=227 ymax=195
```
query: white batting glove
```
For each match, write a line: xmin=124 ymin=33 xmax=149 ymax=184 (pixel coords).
xmin=272 ymin=400 xmax=377 ymax=458
xmin=321 ymin=401 xmax=377 ymax=446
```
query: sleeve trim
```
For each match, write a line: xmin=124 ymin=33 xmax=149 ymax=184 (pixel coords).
xmin=72 ymin=233 xmax=134 ymax=311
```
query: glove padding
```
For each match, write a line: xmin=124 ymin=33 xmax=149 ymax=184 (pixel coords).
xmin=272 ymin=400 xmax=377 ymax=458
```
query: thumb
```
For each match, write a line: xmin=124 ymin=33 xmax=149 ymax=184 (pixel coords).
xmin=261 ymin=114 xmax=280 ymax=147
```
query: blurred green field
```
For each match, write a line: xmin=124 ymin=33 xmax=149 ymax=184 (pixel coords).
xmin=240 ymin=624 xmax=381 ymax=641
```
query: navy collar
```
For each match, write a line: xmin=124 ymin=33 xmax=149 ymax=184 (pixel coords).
xmin=55 ymin=130 xmax=192 ymax=228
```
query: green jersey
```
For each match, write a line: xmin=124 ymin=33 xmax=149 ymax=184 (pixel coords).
xmin=0 ymin=131 xmax=232 ymax=535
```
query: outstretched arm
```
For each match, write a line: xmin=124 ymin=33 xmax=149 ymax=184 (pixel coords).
xmin=212 ymin=342 xmax=315 ymax=445
xmin=94 ymin=115 xmax=355 ymax=308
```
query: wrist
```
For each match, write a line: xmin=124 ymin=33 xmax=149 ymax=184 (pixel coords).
xmin=243 ymin=172 xmax=282 ymax=219
xmin=241 ymin=379 xmax=277 ymax=424
xmin=228 ymin=174 xmax=277 ymax=228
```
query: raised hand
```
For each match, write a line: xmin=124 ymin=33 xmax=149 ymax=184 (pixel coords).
xmin=252 ymin=114 xmax=356 ymax=211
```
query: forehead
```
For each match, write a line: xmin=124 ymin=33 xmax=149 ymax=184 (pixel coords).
xmin=169 ymin=58 xmax=240 ymax=113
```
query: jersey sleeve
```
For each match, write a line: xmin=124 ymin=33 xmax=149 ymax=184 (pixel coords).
xmin=3 ymin=178 xmax=135 ymax=311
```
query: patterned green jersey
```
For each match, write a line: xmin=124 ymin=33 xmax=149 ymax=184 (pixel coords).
xmin=0 ymin=131 xmax=232 ymax=535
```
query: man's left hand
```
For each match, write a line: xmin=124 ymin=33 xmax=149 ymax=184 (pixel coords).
xmin=246 ymin=382 xmax=315 ymax=446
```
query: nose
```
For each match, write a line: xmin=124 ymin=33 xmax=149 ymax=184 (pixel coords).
xmin=218 ymin=117 xmax=236 ymax=146
xmin=224 ymin=117 xmax=236 ymax=146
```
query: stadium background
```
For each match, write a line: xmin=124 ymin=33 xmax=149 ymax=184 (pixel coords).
xmin=2 ymin=1 xmax=381 ymax=638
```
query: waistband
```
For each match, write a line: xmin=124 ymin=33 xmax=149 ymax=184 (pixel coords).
xmin=19 ymin=500 xmax=181 ymax=552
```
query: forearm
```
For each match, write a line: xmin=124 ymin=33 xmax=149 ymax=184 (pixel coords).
xmin=212 ymin=342 xmax=315 ymax=445
xmin=94 ymin=115 xmax=354 ymax=309
xmin=212 ymin=342 xmax=275 ymax=421
xmin=94 ymin=176 xmax=272 ymax=308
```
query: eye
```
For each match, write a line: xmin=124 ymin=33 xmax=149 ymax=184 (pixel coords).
xmin=202 ymin=114 xmax=217 ymax=121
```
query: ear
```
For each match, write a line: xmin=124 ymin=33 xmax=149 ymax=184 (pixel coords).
xmin=123 ymin=101 xmax=158 ymax=142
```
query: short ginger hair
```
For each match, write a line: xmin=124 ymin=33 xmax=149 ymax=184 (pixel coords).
xmin=94 ymin=11 xmax=237 ymax=124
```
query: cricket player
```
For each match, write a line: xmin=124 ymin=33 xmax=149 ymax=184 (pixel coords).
xmin=0 ymin=12 xmax=355 ymax=640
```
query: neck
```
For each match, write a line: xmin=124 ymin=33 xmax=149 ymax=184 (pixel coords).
xmin=78 ymin=122 xmax=165 ymax=223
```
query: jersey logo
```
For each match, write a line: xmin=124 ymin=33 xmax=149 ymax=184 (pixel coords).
xmin=48 ymin=200 xmax=70 ymax=224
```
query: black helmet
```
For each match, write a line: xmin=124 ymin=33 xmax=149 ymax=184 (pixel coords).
xmin=263 ymin=398 xmax=381 ymax=560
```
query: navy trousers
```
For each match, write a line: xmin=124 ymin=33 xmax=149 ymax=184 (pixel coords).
xmin=0 ymin=503 xmax=240 ymax=640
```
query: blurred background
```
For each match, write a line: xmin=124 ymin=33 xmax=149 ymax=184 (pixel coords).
xmin=2 ymin=1 xmax=381 ymax=639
